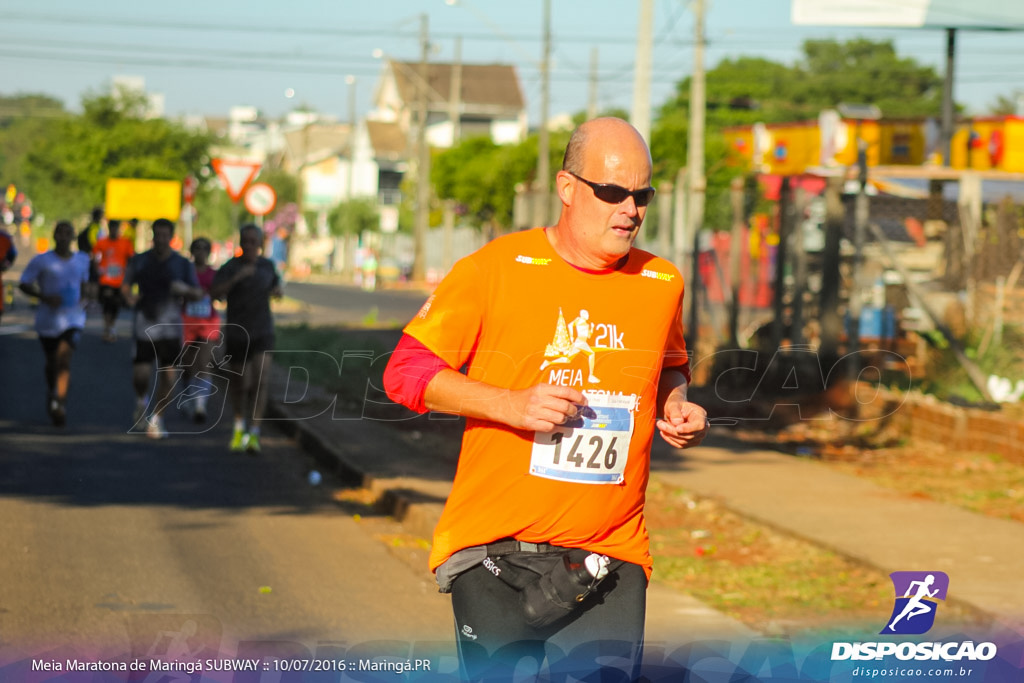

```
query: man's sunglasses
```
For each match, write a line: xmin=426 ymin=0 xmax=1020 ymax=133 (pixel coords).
xmin=568 ymin=172 xmax=656 ymax=207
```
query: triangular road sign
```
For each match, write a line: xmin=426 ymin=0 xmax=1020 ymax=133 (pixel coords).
xmin=211 ymin=158 xmax=262 ymax=203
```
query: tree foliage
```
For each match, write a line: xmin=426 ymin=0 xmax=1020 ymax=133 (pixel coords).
xmin=433 ymin=136 xmax=535 ymax=230
xmin=328 ymin=198 xmax=379 ymax=237
xmin=0 ymin=94 xmax=69 ymax=204
xmin=432 ymin=127 xmax=571 ymax=232
xmin=651 ymin=38 xmax=947 ymax=230
xmin=795 ymin=39 xmax=943 ymax=118
xmin=990 ymin=90 xmax=1024 ymax=116
xmin=20 ymin=91 xmax=212 ymax=221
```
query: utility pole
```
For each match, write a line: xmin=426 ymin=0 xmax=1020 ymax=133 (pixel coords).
xmin=686 ymin=0 xmax=706 ymax=256
xmin=587 ymin=47 xmax=599 ymax=120
xmin=444 ymin=36 xmax=463 ymax=273
xmin=298 ymin=115 xmax=311 ymax=234
xmin=449 ymin=37 xmax=462 ymax=145
xmin=848 ymin=127 xmax=870 ymax=370
xmin=672 ymin=165 xmax=688 ymax=271
xmin=630 ymin=0 xmax=654 ymax=142
xmin=346 ymin=75 xmax=356 ymax=201
xmin=412 ymin=13 xmax=430 ymax=282
xmin=533 ymin=0 xmax=552 ymax=228
xmin=941 ymin=28 xmax=957 ymax=167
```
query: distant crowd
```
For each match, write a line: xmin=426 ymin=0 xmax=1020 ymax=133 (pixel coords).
xmin=6 ymin=207 xmax=282 ymax=452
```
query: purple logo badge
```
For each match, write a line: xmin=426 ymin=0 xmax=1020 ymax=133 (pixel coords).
xmin=881 ymin=571 xmax=949 ymax=635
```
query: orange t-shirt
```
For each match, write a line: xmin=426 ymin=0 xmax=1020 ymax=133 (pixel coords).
xmin=404 ymin=227 xmax=689 ymax=578
xmin=93 ymin=237 xmax=134 ymax=288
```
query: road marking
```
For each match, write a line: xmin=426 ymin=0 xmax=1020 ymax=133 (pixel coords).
xmin=0 ymin=324 xmax=30 ymax=336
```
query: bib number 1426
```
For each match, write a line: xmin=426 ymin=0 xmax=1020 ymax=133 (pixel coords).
xmin=549 ymin=432 xmax=619 ymax=470
xmin=529 ymin=392 xmax=634 ymax=485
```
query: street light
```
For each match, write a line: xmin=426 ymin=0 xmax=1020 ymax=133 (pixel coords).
xmin=345 ymin=75 xmax=356 ymax=201
xmin=282 ymin=88 xmax=315 ymax=243
xmin=372 ymin=23 xmax=436 ymax=282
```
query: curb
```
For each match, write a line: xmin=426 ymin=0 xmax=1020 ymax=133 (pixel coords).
xmin=266 ymin=365 xmax=452 ymax=541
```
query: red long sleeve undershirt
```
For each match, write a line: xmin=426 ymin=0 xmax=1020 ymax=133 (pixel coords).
xmin=382 ymin=334 xmax=452 ymax=414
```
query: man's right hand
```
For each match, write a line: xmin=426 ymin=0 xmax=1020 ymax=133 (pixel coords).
xmin=235 ymin=263 xmax=257 ymax=281
xmin=422 ymin=370 xmax=587 ymax=432
xmin=506 ymin=384 xmax=587 ymax=433
xmin=40 ymin=294 xmax=63 ymax=309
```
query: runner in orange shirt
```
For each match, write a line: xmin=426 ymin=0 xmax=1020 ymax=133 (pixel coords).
xmin=92 ymin=219 xmax=134 ymax=342
xmin=383 ymin=117 xmax=710 ymax=680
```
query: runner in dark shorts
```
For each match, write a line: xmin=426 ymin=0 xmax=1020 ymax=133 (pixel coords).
xmin=210 ymin=224 xmax=282 ymax=453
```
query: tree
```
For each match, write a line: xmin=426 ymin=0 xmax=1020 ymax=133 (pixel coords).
xmin=0 ymin=94 xmax=69 ymax=197
xmin=21 ymin=91 xmax=212 ymax=221
xmin=327 ymin=198 xmax=378 ymax=237
xmin=257 ymin=168 xmax=297 ymax=209
xmin=0 ymin=93 xmax=66 ymax=129
xmin=651 ymin=38 xmax=947 ymax=230
xmin=794 ymin=39 xmax=943 ymax=118
xmin=433 ymin=136 xmax=535 ymax=231
xmin=432 ymin=128 xmax=570 ymax=233
xmin=191 ymin=183 xmax=238 ymax=243
xmin=990 ymin=90 xmax=1024 ymax=116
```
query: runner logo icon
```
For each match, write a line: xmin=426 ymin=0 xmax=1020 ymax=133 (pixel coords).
xmin=881 ymin=571 xmax=949 ymax=635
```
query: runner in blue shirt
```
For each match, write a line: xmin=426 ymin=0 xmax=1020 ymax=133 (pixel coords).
xmin=19 ymin=220 xmax=92 ymax=426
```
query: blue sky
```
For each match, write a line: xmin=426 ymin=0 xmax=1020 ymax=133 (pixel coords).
xmin=3 ymin=0 xmax=1023 ymax=125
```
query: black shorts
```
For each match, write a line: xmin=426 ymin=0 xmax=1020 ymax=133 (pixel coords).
xmin=449 ymin=551 xmax=646 ymax=680
xmin=39 ymin=328 xmax=82 ymax=355
xmin=134 ymin=338 xmax=183 ymax=368
xmin=223 ymin=329 xmax=274 ymax=368
xmin=98 ymin=285 xmax=124 ymax=316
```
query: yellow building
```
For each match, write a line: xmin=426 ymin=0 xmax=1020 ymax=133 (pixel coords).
xmin=723 ymin=114 xmax=1024 ymax=175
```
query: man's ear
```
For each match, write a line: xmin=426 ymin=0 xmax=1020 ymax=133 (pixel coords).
xmin=555 ymin=170 xmax=575 ymax=206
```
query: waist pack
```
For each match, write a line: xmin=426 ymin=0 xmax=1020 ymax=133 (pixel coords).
xmin=437 ymin=540 xmax=619 ymax=629
xmin=499 ymin=549 xmax=613 ymax=629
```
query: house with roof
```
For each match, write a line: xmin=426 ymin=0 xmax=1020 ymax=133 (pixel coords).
xmin=348 ymin=60 xmax=527 ymax=212
xmin=278 ymin=118 xmax=353 ymax=213
xmin=372 ymin=59 xmax=527 ymax=148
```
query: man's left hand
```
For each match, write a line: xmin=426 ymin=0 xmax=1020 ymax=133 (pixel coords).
xmin=656 ymin=398 xmax=710 ymax=449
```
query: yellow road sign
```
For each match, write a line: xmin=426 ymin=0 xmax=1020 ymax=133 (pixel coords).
xmin=105 ymin=178 xmax=182 ymax=221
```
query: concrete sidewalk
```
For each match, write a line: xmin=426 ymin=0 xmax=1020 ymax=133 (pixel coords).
xmin=266 ymin=364 xmax=1024 ymax=641
xmin=651 ymin=436 xmax=1024 ymax=634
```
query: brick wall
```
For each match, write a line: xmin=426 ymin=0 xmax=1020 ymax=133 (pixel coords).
xmin=892 ymin=393 xmax=1024 ymax=463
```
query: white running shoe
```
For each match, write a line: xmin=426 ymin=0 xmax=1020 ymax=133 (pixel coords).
xmin=146 ymin=415 xmax=168 ymax=440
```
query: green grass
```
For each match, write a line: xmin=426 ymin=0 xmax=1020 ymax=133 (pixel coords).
xmin=919 ymin=323 xmax=1024 ymax=403
xmin=274 ymin=324 xmax=392 ymax=413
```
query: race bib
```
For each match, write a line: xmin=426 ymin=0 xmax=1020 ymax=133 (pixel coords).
xmin=530 ymin=392 xmax=635 ymax=485
xmin=104 ymin=263 xmax=123 ymax=279
xmin=185 ymin=295 xmax=213 ymax=318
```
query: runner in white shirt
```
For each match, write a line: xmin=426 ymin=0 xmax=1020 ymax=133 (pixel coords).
xmin=19 ymin=220 xmax=92 ymax=426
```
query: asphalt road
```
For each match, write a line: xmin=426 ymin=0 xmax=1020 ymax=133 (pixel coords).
xmin=279 ymin=280 xmax=428 ymax=327
xmin=0 ymin=300 xmax=455 ymax=669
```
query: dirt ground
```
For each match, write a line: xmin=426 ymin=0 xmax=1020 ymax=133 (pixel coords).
xmin=728 ymin=418 xmax=1024 ymax=525
xmin=643 ymin=475 xmax=993 ymax=637
xmin=656 ymin=411 xmax=1022 ymax=635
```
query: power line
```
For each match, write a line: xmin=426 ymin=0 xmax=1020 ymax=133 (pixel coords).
xmin=0 ymin=48 xmax=693 ymax=86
